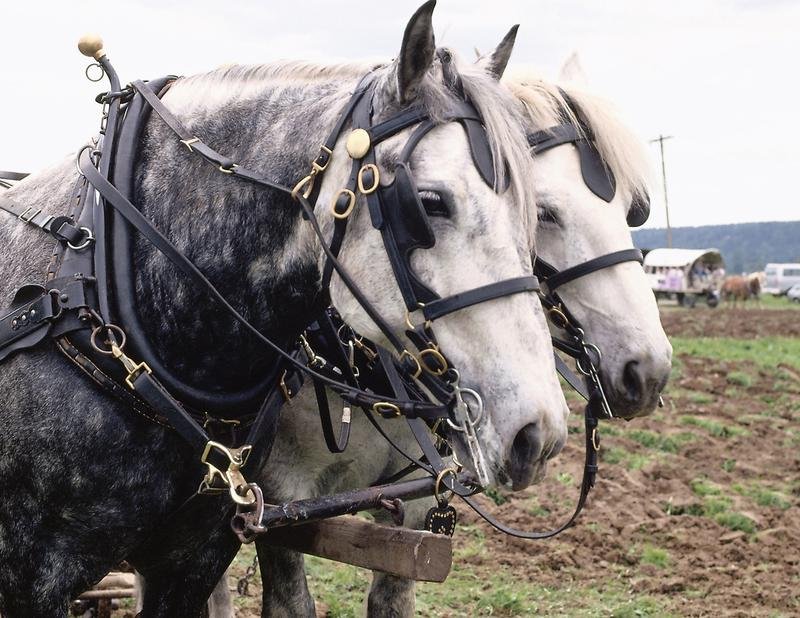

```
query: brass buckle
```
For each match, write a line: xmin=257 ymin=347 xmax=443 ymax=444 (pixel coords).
xmin=548 ymin=306 xmax=569 ymax=329
xmin=357 ymin=164 xmax=380 ymax=194
xmin=198 ymin=441 xmax=255 ymax=506
xmin=330 ymin=189 xmax=356 ymax=219
xmin=372 ymin=401 xmax=401 ymax=418
xmin=419 ymin=347 xmax=448 ymax=376
xmin=180 ymin=137 xmax=200 ymax=152
xmin=18 ymin=207 xmax=41 ymax=223
xmin=311 ymin=145 xmax=333 ymax=173
xmin=399 ymin=350 xmax=422 ymax=379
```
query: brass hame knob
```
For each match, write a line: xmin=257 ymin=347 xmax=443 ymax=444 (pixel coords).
xmin=77 ymin=34 xmax=106 ymax=60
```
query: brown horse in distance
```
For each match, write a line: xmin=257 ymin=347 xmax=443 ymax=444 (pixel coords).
xmin=721 ymin=274 xmax=761 ymax=307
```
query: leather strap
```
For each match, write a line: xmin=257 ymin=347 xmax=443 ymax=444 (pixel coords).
xmin=544 ymin=249 xmax=643 ymax=292
xmin=421 ymin=275 xmax=540 ymax=322
xmin=0 ymin=171 xmax=29 ymax=181
xmin=0 ymin=196 xmax=86 ymax=245
xmin=78 ymin=151 xmax=449 ymax=420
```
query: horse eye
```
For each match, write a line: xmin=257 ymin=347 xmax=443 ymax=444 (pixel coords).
xmin=419 ymin=190 xmax=450 ymax=218
xmin=537 ymin=205 xmax=561 ymax=226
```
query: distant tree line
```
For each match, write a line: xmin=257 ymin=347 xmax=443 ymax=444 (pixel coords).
xmin=632 ymin=221 xmax=800 ymax=274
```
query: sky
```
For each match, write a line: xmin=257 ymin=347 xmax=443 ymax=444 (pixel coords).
xmin=2 ymin=0 xmax=798 ymax=230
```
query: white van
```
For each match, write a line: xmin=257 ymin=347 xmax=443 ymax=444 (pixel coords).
xmin=764 ymin=263 xmax=800 ymax=295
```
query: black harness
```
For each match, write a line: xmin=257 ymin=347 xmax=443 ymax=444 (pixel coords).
xmin=0 ymin=54 xmax=653 ymax=543
xmin=0 ymin=53 xmax=543 ymax=526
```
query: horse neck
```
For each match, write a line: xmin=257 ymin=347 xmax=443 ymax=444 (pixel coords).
xmin=131 ymin=74 xmax=356 ymax=390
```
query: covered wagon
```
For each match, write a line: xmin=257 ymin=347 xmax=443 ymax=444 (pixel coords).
xmin=643 ymin=248 xmax=725 ymax=307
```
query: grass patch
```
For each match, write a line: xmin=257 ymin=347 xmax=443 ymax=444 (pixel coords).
xmin=526 ymin=498 xmax=550 ymax=518
xmin=687 ymin=390 xmax=715 ymax=404
xmin=691 ymin=477 xmax=723 ymax=496
xmin=671 ymin=337 xmax=800 ymax=371
xmin=732 ymin=483 xmax=792 ymax=510
xmin=714 ymin=512 xmax=756 ymax=533
xmin=557 ymin=472 xmax=574 ymax=486
xmin=727 ymin=371 xmax=754 ymax=387
xmin=627 ymin=429 xmax=695 ymax=453
xmin=484 ymin=486 xmax=509 ymax=506
xmin=722 ymin=459 xmax=737 ymax=473
xmin=603 ymin=446 xmax=651 ymax=470
xmin=640 ymin=544 xmax=671 ymax=568
xmin=680 ymin=415 xmax=748 ymax=438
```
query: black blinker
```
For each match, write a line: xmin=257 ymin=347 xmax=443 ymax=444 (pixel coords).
xmin=576 ymin=140 xmax=616 ymax=203
xmin=626 ymin=191 xmax=650 ymax=227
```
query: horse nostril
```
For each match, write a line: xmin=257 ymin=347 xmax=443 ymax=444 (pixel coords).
xmin=623 ymin=360 xmax=644 ymax=403
xmin=508 ymin=423 xmax=542 ymax=490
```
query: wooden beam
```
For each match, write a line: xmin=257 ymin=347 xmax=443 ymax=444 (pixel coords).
xmin=262 ymin=516 xmax=452 ymax=582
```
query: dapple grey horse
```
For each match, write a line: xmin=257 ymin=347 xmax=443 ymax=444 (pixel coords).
xmin=0 ymin=1 xmax=568 ymax=616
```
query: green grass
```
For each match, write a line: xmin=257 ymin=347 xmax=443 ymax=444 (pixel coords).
xmin=690 ymin=477 xmax=723 ymax=497
xmin=732 ymin=482 xmax=792 ymax=510
xmin=687 ymin=390 xmax=715 ymax=404
xmin=671 ymin=337 xmax=800 ymax=371
xmin=714 ymin=512 xmax=756 ymax=533
xmin=680 ymin=415 xmax=748 ymax=438
xmin=726 ymin=371 xmax=754 ymax=387
xmin=627 ymin=429 xmax=696 ymax=453
xmin=640 ymin=545 xmax=671 ymax=568
xmin=484 ymin=486 xmax=509 ymax=506
xmin=301 ymin=549 xmax=674 ymax=617
xmin=603 ymin=446 xmax=652 ymax=470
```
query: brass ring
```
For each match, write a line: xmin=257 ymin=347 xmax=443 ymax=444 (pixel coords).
xmin=591 ymin=428 xmax=600 ymax=452
xmin=548 ymin=306 xmax=569 ymax=329
xmin=330 ymin=189 xmax=356 ymax=219
xmin=399 ymin=350 xmax=422 ymax=379
xmin=372 ymin=401 xmax=401 ymax=418
xmin=434 ymin=467 xmax=458 ymax=506
xmin=357 ymin=164 xmax=380 ymax=194
xmin=90 ymin=323 xmax=126 ymax=355
xmin=291 ymin=175 xmax=314 ymax=201
xmin=419 ymin=347 xmax=448 ymax=376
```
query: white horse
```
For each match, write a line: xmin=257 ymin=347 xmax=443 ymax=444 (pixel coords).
xmin=193 ymin=35 xmax=672 ymax=618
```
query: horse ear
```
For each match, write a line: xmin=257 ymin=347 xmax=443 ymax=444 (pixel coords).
xmin=485 ymin=25 xmax=519 ymax=80
xmin=558 ymin=51 xmax=588 ymax=85
xmin=395 ymin=0 xmax=437 ymax=102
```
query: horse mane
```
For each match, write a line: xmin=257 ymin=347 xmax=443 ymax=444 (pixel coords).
xmin=172 ymin=55 xmax=537 ymax=239
xmin=505 ymin=69 xmax=652 ymax=202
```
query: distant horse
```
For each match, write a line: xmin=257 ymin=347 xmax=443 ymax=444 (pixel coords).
xmin=748 ymin=272 xmax=763 ymax=304
xmin=721 ymin=275 xmax=759 ymax=307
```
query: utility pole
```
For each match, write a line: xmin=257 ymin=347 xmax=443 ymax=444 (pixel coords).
xmin=650 ymin=135 xmax=673 ymax=248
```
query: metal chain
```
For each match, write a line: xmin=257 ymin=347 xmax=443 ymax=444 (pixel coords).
xmin=236 ymin=553 xmax=259 ymax=596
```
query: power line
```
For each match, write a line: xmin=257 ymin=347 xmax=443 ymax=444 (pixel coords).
xmin=650 ymin=134 xmax=673 ymax=248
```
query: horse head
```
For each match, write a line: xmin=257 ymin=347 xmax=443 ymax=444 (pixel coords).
xmin=317 ymin=2 xmax=568 ymax=489
xmin=480 ymin=35 xmax=672 ymax=419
